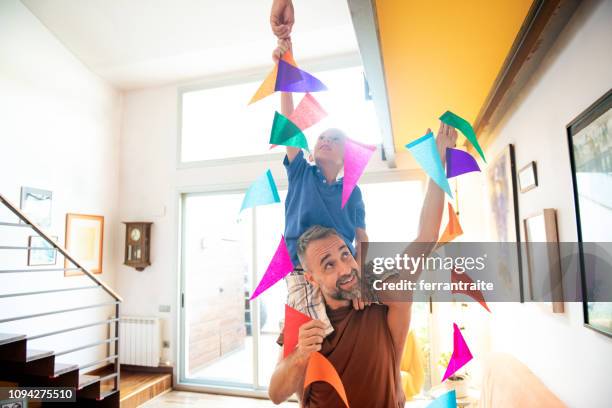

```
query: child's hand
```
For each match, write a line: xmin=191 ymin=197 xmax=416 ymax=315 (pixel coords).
xmin=434 ymin=123 xmax=458 ymax=164
xmin=272 ymin=39 xmax=292 ymax=63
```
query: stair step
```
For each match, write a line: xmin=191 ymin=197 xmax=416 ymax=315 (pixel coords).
xmin=26 ymin=348 xmax=54 ymax=362
xmin=79 ymin=374 xmax=101 ymax=390
xmin=99 ymin=389 xmax=117 ymax=401
xmin=0 ymin=333 xmax=26 ymax=346
xmin=53 ymin=362 xmax=79 ymax=378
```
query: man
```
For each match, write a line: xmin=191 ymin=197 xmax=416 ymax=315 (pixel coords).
xmin=268 ymin=125 xmax=458 ymax=407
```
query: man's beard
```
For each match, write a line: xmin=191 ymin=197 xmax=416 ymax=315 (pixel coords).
xmin=330 ymin=269 xmax=361 ymax=300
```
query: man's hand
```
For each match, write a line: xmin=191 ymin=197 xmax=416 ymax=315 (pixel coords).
xmin=434 ymin=123 xmax=458 ymax=164
xmin=294 ymin=320 xmax=326 ymax=362
xmin=270 ymin=0 xmax=294 ymax=40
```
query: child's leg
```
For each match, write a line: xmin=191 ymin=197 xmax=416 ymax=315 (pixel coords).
xmin=285 ymin=267 xmax=334 ymax=336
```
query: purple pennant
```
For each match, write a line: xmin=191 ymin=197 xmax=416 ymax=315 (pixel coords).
xmin=275 ymin=60 xmax=328 ymax=92
xmin=446 ymin=148 xmax=481 ymax=178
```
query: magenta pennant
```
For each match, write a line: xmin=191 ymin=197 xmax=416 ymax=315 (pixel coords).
xmin=275 ymin=60 xmax=328 ymax=92
xmin=289 ymin=93 xmax=328 ymax=131
xmin=250 ymin=235 xmax=294 ymax=300
xmin=442 ymin=323 xmax=473 ymax=382
xmin=342 ymin=138 xmax=376 ymax=208
xmin=446 ymin=148 xmax=481 ymax=178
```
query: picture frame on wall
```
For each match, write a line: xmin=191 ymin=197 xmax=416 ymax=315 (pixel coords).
xmin=27 ymin=235 xmax=58 ymax=266
xmin=523 ymin=209 xmax=564 ymax=313
xmin=20 ymin=187 xmax=52 ymax=228
xmin=486 ymin=144 xmax=524 ymax=302
xmin=518 ymin=161 xmax=538 ymax=193
xmin=567 ymin=88 xmax=612 ymax=338
xmin=64 ymin=213 xmax=104 ymax=276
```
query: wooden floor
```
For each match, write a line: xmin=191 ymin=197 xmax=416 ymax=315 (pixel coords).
xmin=140 ymin=391 xmax=298 ymax=407
xmin=118 ymin=370 xmax=173 ymax=408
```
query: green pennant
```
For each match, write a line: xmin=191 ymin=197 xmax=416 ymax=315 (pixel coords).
xmin=269 ymin=111 xmax=310 ymax=151
xmin=439 ymin=110 xmax=486 ymax=163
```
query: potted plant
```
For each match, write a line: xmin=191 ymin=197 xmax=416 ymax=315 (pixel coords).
xmin=438 ymin=352 xmax=470 ymax=398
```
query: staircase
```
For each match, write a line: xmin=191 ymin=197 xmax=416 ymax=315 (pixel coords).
xmin=0 ymin=193 xmax=121 ymax=407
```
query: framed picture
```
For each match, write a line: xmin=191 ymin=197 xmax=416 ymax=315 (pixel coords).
xmin=64 ymin=213 xmax=104 ymax=276
xmin=568 ymin=89 xmax=612 ymax=337
xmin=20 ymin=187 xmax=52 ymax=228
xmin=486 ymin=144 xmax=524 ymax=302
xmin=523 ymin=209 xmax=564 ymax=313
xmin=518 ymin=161 xmax=538 ymax=193
xmin=27 ymin=235 xmax=58 ymax=266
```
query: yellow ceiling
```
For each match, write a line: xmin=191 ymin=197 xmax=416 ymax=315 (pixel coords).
xmin=375 ymin=0 xmax=533 ymax=151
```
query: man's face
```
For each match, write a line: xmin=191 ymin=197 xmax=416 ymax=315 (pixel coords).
xmin=303 ymin=234 xmax=361 ymax=302
xmin=313 ymin=129 xmax=345 ymax=166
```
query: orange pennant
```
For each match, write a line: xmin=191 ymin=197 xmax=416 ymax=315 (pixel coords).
xmin=304 ymin=352 xmax=349 ymax=408
xmin=437 ymin=202 xmax=463 ymax=246
xmin=249 ymin=51 xmax=298 ymax=105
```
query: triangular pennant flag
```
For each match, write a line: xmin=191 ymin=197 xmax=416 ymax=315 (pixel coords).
xmin=249 ymin=51 xmax=298 ymax=105
xmin=240 ymin=169 xmax=281 ymax=212
xmin=451 ymin=268 xmax=491 ymax=313
xmin=289 ymin=93 xmax=328 ymax=131
xmin=437 ymin=202 xmax=463 ymax=245
xmin=276 ymin=59 xmax=328 ymax=92
xmin=250 ymin=236 xmax=294 ymax=300
xmin=342 ymin=138 xmax=376 ymax=208
xmin=270 ymin=111 xmax=310 ymax=151
xmin=406 ymin=132 xmax=453 ymax=197
xmin=439 ymin=111 xmax=486 ymax=163
xmin=446 ymin=147 xmax=481 ymax=178
xmin=442 ymin=323 xmax=473 ymax=382
xmin=427 ymin=390 xmax=457 ymax=408
xmin=283 ymin=305 xmax=313 ymax=358
xmin=304 ymin=352 xmax=350 ymax=408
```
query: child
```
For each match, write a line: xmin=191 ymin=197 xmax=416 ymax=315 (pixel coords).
xmin=273 ymin=41 xmax=369 ymax=335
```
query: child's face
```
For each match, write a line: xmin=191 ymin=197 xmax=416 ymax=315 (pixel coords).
xmin=313 ymin=129 xmax=345 ymax=166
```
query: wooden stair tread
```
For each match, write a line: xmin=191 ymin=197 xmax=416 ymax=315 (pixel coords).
xmin=78 ymin=374 xmax=100 ymax=389
xmin=25 ymin=348 xmax=53 ymax=362
xmin=53 ymin=361 xmax=79 ymax=377
xmin=0 ymin=333 xmax=26 ymax=346
xmin=121 ymin=372 xmax=172 ymax=400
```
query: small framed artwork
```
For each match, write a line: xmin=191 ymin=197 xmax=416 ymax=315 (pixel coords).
xmin=27 ymin=235 xmax=58 ymax=266
xmin=518 ymin=161 xmax=538 ymax=193
xmin=523 ymin=209 xmax=564 ymax=313
xmin=568 ymin=88 xmax=612 ymax=337
xmin=64 ymin=213 xmax=104 ymax=276
xmin=486 ymin=144 xmax=524 ymax=302
xmin=20 ymin=187 xmax=52 ymax=228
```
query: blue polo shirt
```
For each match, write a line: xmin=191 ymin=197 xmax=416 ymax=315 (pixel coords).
xmin=283 ymin=151 xmax=366 ymax=266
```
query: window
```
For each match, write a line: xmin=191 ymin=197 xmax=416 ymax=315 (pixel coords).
xmin=179 ymin=65 xmax=382 ymax=164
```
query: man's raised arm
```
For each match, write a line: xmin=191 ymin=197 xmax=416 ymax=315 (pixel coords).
xmin=383 ymin=123 xmax=458 ymax=360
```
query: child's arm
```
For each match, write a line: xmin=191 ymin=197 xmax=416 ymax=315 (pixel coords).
xmin=281 ymin=92 xmax=301 ymax=162
xmin=273 ymin=40 xmax=301 ymax=163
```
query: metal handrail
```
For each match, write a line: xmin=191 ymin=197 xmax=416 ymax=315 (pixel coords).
xmin=0 ymin=301 xmax=119 ymax=324
xmin=27 ymin=318 xmax=119 ymax=341
xmin=0 ymin=267 xmax=82 ymax=274
xmin=0 ymin=193 xmax=122 ymax=302
xmin=0 ymin=285 xmax=99 ymax=299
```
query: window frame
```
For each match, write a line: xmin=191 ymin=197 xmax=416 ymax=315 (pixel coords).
xmin=176 ymin=52 xmax=363 ymax=169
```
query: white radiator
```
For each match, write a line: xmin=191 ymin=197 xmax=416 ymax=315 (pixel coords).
xmin=119 ymin=316 xmax=161 ymax=367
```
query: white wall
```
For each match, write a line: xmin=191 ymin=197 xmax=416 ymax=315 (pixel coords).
xmin=0 ymin=0 xmax=121 ymax=367
xmin=460 ymin=1 xmax=612 ymax=407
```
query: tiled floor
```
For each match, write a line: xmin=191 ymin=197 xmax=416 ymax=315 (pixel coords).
xmin=141 ymin=391 xmax=298 ymax=407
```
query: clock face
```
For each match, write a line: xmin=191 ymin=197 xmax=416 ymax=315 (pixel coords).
xmin=130 ymin=228 xmax=141 ymax=242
